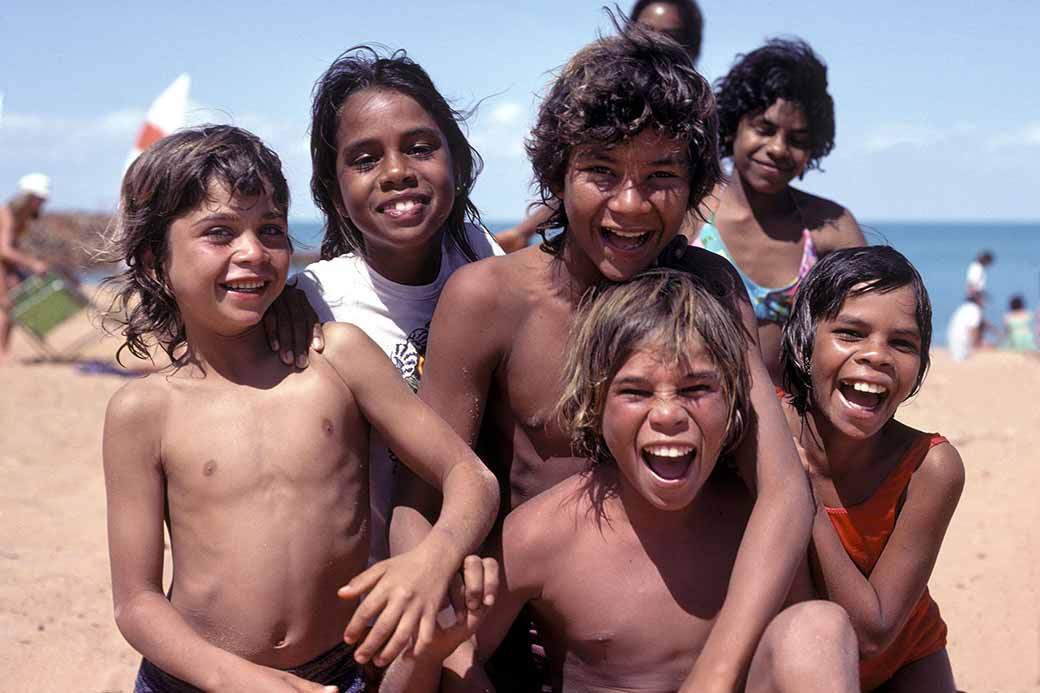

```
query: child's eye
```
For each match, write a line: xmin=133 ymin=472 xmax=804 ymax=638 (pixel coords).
xmin=833 ymin=328 xmax=862 ymax=340
xmin=788 ymin=136 xmax=811 ymax=150
xmin=891 ymin=339 xmax=920 ymax=353
xmin=582 ymin=165 xmax=614 ymax=177
xmin=261 ymin=224 xmax=287 ymax=237
xmin=351 ymin=154 xmax=378 ymax=171
xmin=204 ymin=226 xmax=233 ymax=241
xmin=409 ymin=143 xmax=436 ymax=157
xmin=618 ymin=388 xmax=651 ymax=399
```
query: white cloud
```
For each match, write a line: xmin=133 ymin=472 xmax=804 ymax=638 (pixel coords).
xmin=861 ymin=123 xmax=978 ymax=153
xmin=469 ymin=100 xmax=529 ymax=160
xmin=988 ymin=122 xmax=1040 ymax=148
xmin=488 ymin=102 xmax=522 ymax=126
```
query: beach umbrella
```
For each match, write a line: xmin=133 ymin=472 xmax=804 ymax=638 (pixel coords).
xmin=123 ymin=74 xmax=190 ymax=172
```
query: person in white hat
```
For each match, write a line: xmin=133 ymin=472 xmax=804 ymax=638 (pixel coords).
xmin=0 ymin=173 xmax=52 ymax=361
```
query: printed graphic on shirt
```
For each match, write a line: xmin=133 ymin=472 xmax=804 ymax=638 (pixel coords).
xmin=387 ymin=324 xmax=431 ymax=471
xmin=391 ymin=324 xmax=429 ymax=392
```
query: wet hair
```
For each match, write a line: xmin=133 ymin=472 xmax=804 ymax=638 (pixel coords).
xmin=527 ymin=19 xmax=720 ymax=254
xmin=781 ymin=246 xmax=933 ymax=415
xmin=310 ymin=45 xmax=482 ymax=262
xmin=1010 ymin=294 xmax=1025 ymax=311
xmin=100 ymin=124 xmax=290 ymax=366
xmin=629 ymin=0 xmax=704 ymax=64
xmin=978 ymin=250 xmax=994 ymax=265
xmin=558 ymin=268 xmax=751 ymax=468
xmin=715 ymin=38 xmax=835 ymax=173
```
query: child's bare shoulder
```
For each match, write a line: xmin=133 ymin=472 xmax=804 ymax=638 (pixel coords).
xmin=793 ymin=188 xmax=863 ymax=248
xmin=442 ymin=246 xmax=545 ymax=313
xmin=913 ymin=432 xmax=965 ymax=493
xmin=502 ymin=472 xmax=589 ymax=559
xmin=105 ymin=373 xmax=170 ymax=427
xmin=310 ymin=321 xmax=385 ymax=382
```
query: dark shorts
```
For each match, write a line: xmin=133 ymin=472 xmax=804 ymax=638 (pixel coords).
xmin=133 ymin=641 xmax=367 ymax=692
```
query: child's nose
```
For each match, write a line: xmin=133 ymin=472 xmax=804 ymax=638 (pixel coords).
xmin=856 ymin=338 xmax=894 ymax=367
xmin=648 ymin=397 xmax=688 ymax=432
xmin=234 ymin=232 xmax=268 ymax=263
xmin=379 ymin=151 xmax=417 ymax=190
xmin=607 ymin=178 xmax=651 ymax=214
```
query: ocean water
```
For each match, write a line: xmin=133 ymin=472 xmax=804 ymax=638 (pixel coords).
xmin=286 ymin=219 xmax=1040 ymax=347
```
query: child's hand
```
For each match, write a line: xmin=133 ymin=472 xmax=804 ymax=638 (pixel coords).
xmin=213 ymin=660 xmax=339 ymax=693
xmin=263 ymin=282 xmax=323 ymax=368
xmin=434 ymin=555 xmax=499 ymax=657
xmin=338 ymin=548 xmax=490 ymax=667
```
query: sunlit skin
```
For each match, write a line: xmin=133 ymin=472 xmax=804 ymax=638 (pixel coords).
xmin=0 ymin=192 xmax=49 ymax=361
xmin=336 ymin=89 xmax=456 ymax=285
xmin=693 ymin=98 xmax=865 ymax=384
xmin=105 ymin=183 xmax=498 ymax=691
xmin=635 ymin=2 xmax=686 ymax=45
xmin=783 ymin=284 xmax=964 ymax=691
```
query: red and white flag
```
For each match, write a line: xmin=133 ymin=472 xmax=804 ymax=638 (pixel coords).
xmin=124 ymin=74 xmax=190 ymax=171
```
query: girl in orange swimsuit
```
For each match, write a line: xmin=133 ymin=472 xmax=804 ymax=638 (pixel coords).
xmin=692 ymin=38 xmax=865 ymax=385
xmin=780 ymin=246 xmax=964 ymax=692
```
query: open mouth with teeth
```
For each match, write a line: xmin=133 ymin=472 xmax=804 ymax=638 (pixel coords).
xmin=220 ymin=279 xmax=269 ymax=294
xmin=641 ymin=445 xmax=696 ymax=482
xmin=601 ymin=227 xmax=653 ymax=252
xmin=378 ymin=196 xmax=430 ymax=219
xmin=838 ymin=380 xmax=889 ymax=412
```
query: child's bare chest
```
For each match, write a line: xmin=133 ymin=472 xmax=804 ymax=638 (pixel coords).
xmin=535 ymin=532 xmax=728 ymax=679
xmin=160 ymin=371 xmax=367 ymax=498
xmin=717 ymin=216 xmax=808 ymax=288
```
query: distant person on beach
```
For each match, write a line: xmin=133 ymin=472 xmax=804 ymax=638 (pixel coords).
xmin=392 ymin=25 xmax=820 ymax=692
xmin=781 ymin=246 xmax=964 ymax=692
xmin=631 ymin=0 xmax=704 ymax=64
xmin=965 ymin=250 xmax=993 ymax=300
xmin=1003 ymin=294 xmax=1037 ymax=351
xmin=946 ymin=293 xmax=993 ymax=361
xmin=284 ymin=46 xmax=504 ymax=561
xmin=691 ymin=38 xmax=865 ymax=385
xmin=0 ymin=173 xmax=51 ymax=362
xmin=423 ymin=270 xmax=858 ymax=691
xmin=100 ymin=125 xmax=498 ymax=691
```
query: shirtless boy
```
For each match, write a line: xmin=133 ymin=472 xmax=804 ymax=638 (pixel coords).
xmin=101 ymin=125 xmax=498 ymax=692
xmin=430 ymin=270 xmax=858 ymax=692
xmin=392 ymin=25 xmax=816 ymax=691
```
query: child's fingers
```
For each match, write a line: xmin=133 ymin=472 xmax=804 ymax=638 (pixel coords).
xmin=354 ymin=599 xmax=409 ymax=665
xmin=337 ymin=564 xmax=385 ymax=601
xmin=480 ymin=557 xmax=499 ymax=607
xmin=372 ymin=607 xmax=422 ymax=667
xmin=287 ymin=287 xmax=315 ymax=367
xmin=311 ymin=321 xmax=325 ymax=353
xmin=263 ymin=307 xmax=280 ymax=353
xmin=272 ymin=294 xmax=295 ymax=366
xmin=462 ymin=555 xmax=486 ymax=611
xmin=411 ymin=606 xmax=438 ymax=658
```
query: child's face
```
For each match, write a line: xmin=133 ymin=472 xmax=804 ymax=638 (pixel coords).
xmin=635 ymin=2 xmax=686 ymax=46
xmin=562 ymin=129 xmax=690 ymax=282
xmin=601 ymin=342 xmax=729 ymax=511
xmin=810 ymin=285 xmax=923 ymax=439
xmin=334 ymin=89 xmax=455 ymax=261
xmin=732 ymin=99 xmax=810 ymax=194
xmin=164 ymin=182 xmax=290 ymax=337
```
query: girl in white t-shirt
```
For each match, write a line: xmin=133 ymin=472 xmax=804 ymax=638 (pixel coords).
xmin=291 ymin=46 xmax=502 ymax=559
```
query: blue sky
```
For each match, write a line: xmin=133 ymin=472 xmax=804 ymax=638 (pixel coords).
xmin=3 ymin=0 xmax=1038 ymax=222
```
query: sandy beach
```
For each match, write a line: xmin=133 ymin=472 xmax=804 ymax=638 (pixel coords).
xmin=0 ymin=299 xmax=1036 ymax=693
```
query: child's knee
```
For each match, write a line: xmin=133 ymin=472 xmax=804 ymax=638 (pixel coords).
xmin=750 ymin=601 xmax=858 ymax=692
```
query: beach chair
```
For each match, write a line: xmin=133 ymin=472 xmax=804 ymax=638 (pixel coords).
xmin=7 ymin=272 xmax=96 ymax=359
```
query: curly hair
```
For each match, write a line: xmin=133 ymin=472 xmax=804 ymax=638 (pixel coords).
xmin=781 ymin=246 xmax=933 ymax=415
xmin=558 ymin=268 xmax=751 ymax=468
xmin=715 ymin=38 xmax=835 ymax=172
xmin=99 ymin=125 xmax=290 ymax=366
xmin=310 ymin=45 xmax=482 ymax=262
xmin=526 ymin=20 xmax=720 ymax=254
xmin=629 ymin=0 xmax=704 ymax=64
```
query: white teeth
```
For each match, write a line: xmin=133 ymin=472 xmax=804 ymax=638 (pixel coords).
xmin=606 ymin=228 xmax=649 ymax=238
xmin=225 ymin=280 xmax=265 ymax=290
xmin=850 ymin=381 xmax=887 ymax=395
xmin=644 ymin=446 xmax=693 ymax=458
xmin=393 ymin=200 xmax=417 ymax=212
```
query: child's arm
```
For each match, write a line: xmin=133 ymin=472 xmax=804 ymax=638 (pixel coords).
xmin=810 ymin=442 xmax=965 ymax=657
xmin=321 ymin=323 xmax=500 ymax=668
xmin=675 ymin=248 xmax=815 ymax=692
xmin=103 ymin=384 xmax=336 ymax=693
xmin=390 ymin=265 xmax=504 ymax=556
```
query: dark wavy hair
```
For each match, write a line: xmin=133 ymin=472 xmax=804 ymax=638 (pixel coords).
xmin=629 ymin=0 xmax=704 ymax=64
xmin=781 ymin=246 xmax=933 ymax=415
xmin=526 ymin=19 xmax=720 ymax=254
xmin=100 ymin=125 xmax=290 ymax=366
xmin=310 ymin=45 xmax=482 ymax=262
xmin=716 ymin=38 xmax=835 ymax=172
xmin=558 ymin=268 xmax=751 ymax=467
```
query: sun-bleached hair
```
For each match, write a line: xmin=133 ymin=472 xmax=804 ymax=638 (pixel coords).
xmin=557 ymin=268 xmax=751 ymax=466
